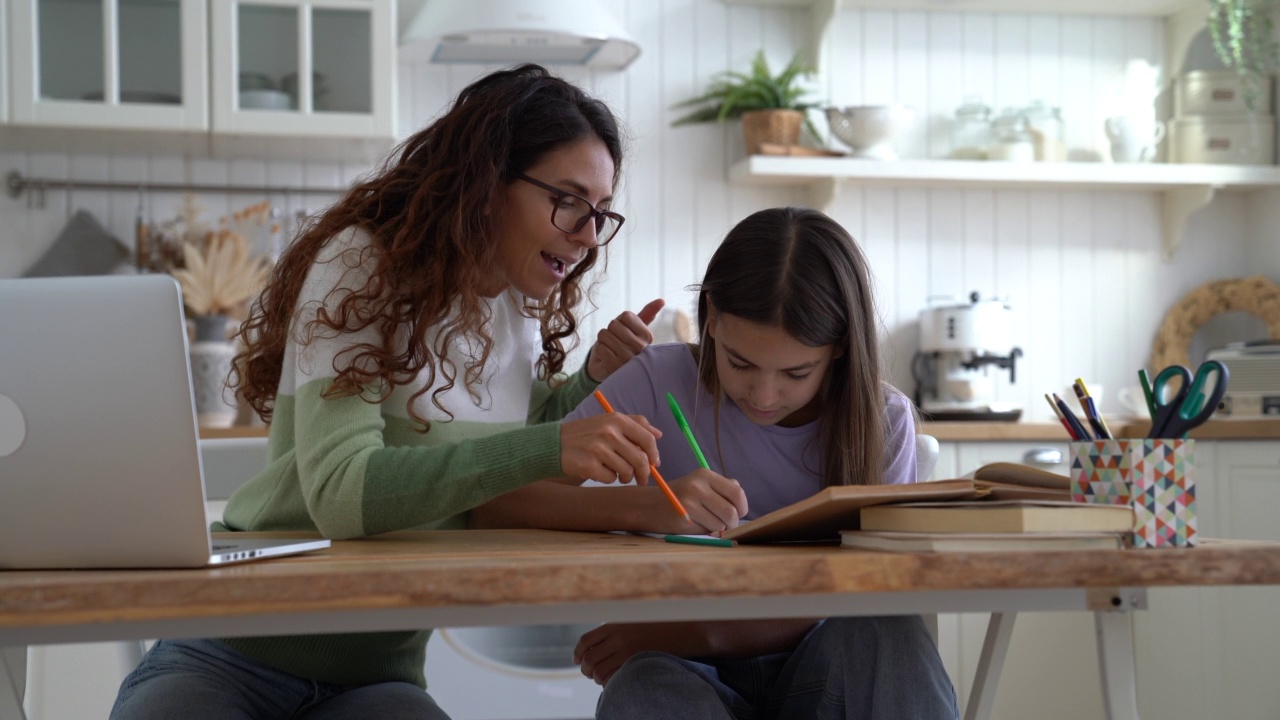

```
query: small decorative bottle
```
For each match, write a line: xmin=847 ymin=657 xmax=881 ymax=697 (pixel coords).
xmin=988 ymin=110 xmax=1036 ymax=162
xmin=951 ymin=96 xmax=992 ymax=160
xmin=1023 ymin=100 xmax=1067 ymax=161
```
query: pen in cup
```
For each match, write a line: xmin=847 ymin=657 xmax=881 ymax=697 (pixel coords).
xmin=1052 ymin=392 xmax=1092 ymax=440
xmin=1045 ymin=393 xmax=1079 ymax=440
xmin=593 ymin=389 xmax=690 ymax=523
xmin=1073 ymin=379 xmax=1113 ymax=440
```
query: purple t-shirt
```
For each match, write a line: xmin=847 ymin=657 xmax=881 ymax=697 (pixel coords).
xmin=566 ymin=343 xmax=918 ymax=520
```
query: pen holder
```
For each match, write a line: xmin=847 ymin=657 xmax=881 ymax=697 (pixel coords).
xmin=1069 ymin=439 xmax=1197 ymax=548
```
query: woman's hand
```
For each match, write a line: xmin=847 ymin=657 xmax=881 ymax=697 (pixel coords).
xmin=558 ymin=414 xmax=662 ymax=485
xmin=668 ymin=469 xmax=749 ymax=535
xmin=574 ymin=622 xmax=699 ymax=685
xmin=586 ymin=298 xmax=664 ymax=382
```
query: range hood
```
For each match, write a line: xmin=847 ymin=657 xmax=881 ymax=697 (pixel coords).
xmin=400 ymin=0 xmax=640 ymax=70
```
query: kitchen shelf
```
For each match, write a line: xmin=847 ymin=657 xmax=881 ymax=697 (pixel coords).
xmin=723 ymin=0 xmax=1206 ymax=71
xmin=728 ymin=156 xmax=1280 ymax=259
xmin=723 ymin=0 xmax=1198 ymax=16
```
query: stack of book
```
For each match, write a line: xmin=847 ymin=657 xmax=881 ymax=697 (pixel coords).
xmin=716 ymin=461 xmax=1133 ymax=551
xmin=841 ymin=499 xmax=1133 ymax=553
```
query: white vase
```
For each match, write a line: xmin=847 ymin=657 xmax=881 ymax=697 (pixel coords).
xmin=190 ymin=315 xmax=237 ymax=428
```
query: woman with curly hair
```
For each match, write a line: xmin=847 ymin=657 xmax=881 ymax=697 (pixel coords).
xmin=110 ymin=64 xmax=663 ymax=720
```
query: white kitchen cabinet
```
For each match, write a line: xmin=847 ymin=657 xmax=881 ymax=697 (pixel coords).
xmin=933 ymin=440 xmax=1106 ymax=720
xmin=1136 ymin=440 xmax=1280 ymax=720
xmin=0 ymin=0 xmax=8 ymax=123
xmin=4 ymin=0 xmax=394 ymax=157
xmin=209 ymin=0 xmax=395 ymax=140
xmin=8 ymin=0 xmax=208 ymax=130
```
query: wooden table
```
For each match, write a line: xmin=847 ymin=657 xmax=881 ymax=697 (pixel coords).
xmin=4 ymin=530 xmax=1280 ymax=720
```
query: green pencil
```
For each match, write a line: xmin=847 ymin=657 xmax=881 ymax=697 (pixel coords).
xmin=667 ymin=392 xmax=709 ymax=470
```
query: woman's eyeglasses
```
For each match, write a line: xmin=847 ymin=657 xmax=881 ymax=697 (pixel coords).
xmin=514 ymin=173 xmax=625 ymax=246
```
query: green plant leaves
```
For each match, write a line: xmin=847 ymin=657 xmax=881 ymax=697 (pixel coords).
xmin=669 ymin=50 xmax=820 ymax=128
xmin=1207 ymin=0 xmax=1278 ymax=111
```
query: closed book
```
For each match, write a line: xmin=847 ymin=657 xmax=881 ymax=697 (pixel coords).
xmin=858 ymin=500 xmax=1135 ymax=534
xmin=840 ymin=529 xmax=1125 ymax=553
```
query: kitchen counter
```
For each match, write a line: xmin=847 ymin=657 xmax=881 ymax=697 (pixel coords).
xmin=200 ymin=420 xmax=1280 ymax=442
xmin=920 ymin=419 xmax=1280 ymax=441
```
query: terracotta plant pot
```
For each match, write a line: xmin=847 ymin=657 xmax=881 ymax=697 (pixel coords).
xmin=741 ymin=109 xmax=803 ymax=155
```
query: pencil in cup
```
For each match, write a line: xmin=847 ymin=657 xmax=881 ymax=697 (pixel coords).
xmin=592 ymin=390 xmax=691 ymax=522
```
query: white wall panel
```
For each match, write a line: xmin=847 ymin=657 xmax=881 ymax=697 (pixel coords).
xmin=0 ymin=0 xmax=1259 ymax=424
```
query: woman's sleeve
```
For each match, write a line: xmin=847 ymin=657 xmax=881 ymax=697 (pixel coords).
xmin=527 ymin=364 xmax=599 ymax=424
xmin=284 ymin=232 xmax=564 ymax=538
xmin=292 ymin=383 xmax=563 ymax=538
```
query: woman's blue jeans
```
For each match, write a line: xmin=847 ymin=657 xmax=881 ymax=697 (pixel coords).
xmin=595 ymin=616 xmax=959 ymax=720
xmin=110 ymin=638 xmax=450 ymax=720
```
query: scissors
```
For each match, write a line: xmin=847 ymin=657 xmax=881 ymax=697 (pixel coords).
xmin=1148 ymin=360 xmax=1230 ymax=439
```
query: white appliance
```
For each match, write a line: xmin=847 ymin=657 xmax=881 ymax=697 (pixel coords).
xmin=910 ymin=292 xmax=1023 ymax=421
xmin=400 ymin=0 xmax=640 ymax=69
xmin=1206 ymin=341 xmax=1280 ymax=418
xmin=425 ymin=624 xmax=600 ymax=719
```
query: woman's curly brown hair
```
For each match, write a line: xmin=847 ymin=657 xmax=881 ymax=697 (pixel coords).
xmin=232 ymin=64 xmax=624 ymax=430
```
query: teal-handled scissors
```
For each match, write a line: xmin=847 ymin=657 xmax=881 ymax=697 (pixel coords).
xmin=1147 ymin=360 xmax=1230 ymax=439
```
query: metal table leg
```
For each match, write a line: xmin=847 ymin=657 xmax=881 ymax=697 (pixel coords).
xmin=1 ymin=645 xmax=28 ymax=720
xmin=964 ymin=612 xmax=1016 ymax=720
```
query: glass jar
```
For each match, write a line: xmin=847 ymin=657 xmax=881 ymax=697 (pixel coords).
xmin=1024 ymin=100 xmax=1066 ymax=161
xmin=951 ymin=96 xmax=991 ymax=160
xmin=988 ymin=110 xmax=1035 ymax=162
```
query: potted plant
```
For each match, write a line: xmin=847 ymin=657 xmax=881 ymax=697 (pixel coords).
xmin=671 ymin=50 xmax=822 ymax=155
xmin=1207 ymin=0 xmax=1278 ymax=110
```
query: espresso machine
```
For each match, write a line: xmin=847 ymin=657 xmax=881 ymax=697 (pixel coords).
xmin=911 ymin=292 xmax=1024 ymax=421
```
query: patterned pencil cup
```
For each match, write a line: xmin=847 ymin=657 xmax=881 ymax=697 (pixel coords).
xmin=1069 ymin=439 xmax=1198 ymax=548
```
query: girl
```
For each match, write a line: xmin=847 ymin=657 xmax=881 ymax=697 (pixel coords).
xmin=472 ymin=206 xmax=959 ymax=720
xmin=111 ymin=65 xmax=666 ymax=720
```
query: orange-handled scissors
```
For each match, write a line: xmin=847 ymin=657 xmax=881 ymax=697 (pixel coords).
xmin=1148 ymin=360 xmax=1229 ymax=438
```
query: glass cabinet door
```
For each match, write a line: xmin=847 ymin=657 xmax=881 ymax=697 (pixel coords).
xmin=10 ymin=0 xmax=207 ymax=129
xmin=211 ymin=0 xmax=393 ymax=139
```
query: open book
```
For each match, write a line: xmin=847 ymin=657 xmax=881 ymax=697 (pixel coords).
xmin=720 ymin=463 xmax=1077 ymax=544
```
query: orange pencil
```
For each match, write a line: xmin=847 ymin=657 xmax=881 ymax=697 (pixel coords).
xmin=593 ymin=389 xmax=690 ymax=522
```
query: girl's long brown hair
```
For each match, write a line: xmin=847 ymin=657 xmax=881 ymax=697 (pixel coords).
xmin=232 ymin=65 xmax=623 ymax=429
xmin=696 ymin=207 xmax=887 ymax=487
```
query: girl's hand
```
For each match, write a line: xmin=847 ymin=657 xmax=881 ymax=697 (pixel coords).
xmin=558 ymin=414 xmax=662 ymax=485
xmin=656 ymin=469 xmax=749 ymax=535
xmin=586 ymin=298 xmax=664 ymax=382
xmin=574 ymin=622 xmax=699 ymax=685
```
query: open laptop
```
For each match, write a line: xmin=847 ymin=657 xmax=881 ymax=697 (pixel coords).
xmin=0 ymin=274 xmax=329 ymax=569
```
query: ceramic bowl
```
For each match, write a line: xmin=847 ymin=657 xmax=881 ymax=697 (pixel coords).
xmin=239 ymin=89 xmax=292 ymax=110
xmin=825 ymin=105 xmax=915 ymax=160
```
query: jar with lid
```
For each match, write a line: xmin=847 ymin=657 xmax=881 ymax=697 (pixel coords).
xmin=1023 ymin=100 xmax=1066 ymax=161
xmin=951 ymin=96 xmax=992 ymax=160
xmin=988 ymin=110 xmax=1035 ymax=162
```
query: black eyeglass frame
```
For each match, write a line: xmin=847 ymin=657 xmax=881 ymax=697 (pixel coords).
xmin=513 ymin=172 xmax=625 ymax=246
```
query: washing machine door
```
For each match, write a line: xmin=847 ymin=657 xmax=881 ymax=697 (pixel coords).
xmin=425 ymin=623 xmax=602 ymax=720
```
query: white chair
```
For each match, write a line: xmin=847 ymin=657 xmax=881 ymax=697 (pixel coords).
xmin=916 ymin=433 xmax=940 ymax=483
xmin=914 ymin=434 xmax=942 ymax=646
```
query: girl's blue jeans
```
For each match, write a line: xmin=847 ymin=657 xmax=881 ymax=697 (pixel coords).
xmin=596 ymin=615 xmax=959 ymax=720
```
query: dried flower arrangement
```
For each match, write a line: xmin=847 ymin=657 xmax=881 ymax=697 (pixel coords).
xmin=141 ymin=194 xmax=278 ymax=320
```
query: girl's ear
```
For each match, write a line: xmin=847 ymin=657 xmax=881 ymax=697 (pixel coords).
xmin=704 ymin=300 xmax=717 ymax=339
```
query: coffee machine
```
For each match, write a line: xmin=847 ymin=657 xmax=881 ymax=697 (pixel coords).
xmin=911 ymin=292 xmax=1023 ymax=421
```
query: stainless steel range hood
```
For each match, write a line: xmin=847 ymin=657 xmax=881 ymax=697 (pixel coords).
xmin=400 ymin=0 xmax=640 ymax=70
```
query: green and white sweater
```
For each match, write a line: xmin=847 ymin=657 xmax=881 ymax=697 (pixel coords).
xmin=213 ymin=227 xmax=597 ymax=687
